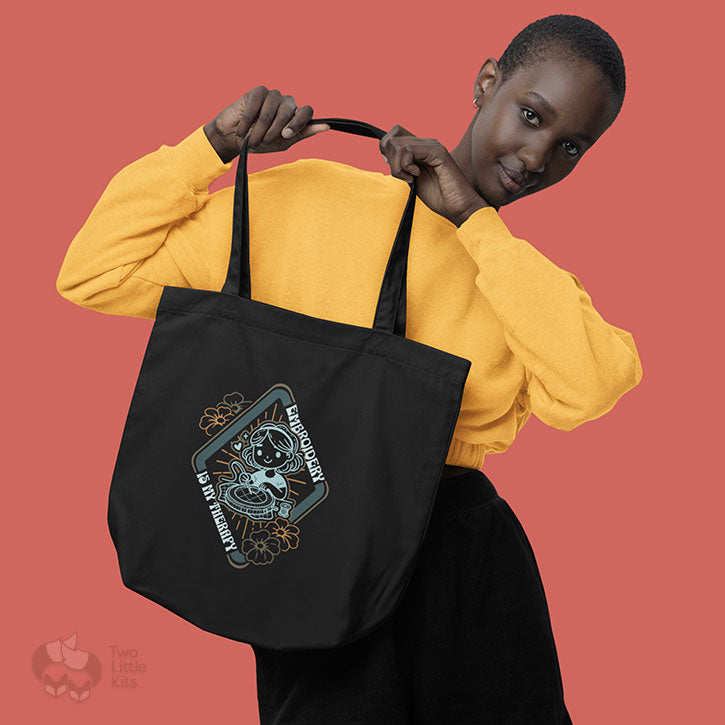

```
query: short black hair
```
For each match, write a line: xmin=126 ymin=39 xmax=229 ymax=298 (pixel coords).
xmin=497 ymin=14 xmax=626 ymax=125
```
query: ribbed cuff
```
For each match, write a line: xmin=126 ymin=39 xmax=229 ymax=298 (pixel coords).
xmin=164 ymin=124 xmax=235 ymax=194
xmin=455 ymin=205 xmax=513 ymax=261
xmin=445 ymin=437 xmax=486 ymax=470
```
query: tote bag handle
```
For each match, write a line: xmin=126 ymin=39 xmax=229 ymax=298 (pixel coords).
xmin=220 ymin=117 xmax=418 ymax=339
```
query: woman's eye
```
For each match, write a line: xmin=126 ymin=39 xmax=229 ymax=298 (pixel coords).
xmin=275 ymin=451 xmax=281 ymax=458
xmin=521 ymin=107 xmax=540 ymax=126
xmin=521 ymin=108 xmax=580 ymax=158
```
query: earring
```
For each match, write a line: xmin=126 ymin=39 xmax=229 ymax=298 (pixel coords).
xmin=473 ymin=89 xmax=485 ymax=108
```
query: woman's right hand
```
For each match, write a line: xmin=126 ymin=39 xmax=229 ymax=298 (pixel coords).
xmin=203 ymin=86 xmax=331 ymax=163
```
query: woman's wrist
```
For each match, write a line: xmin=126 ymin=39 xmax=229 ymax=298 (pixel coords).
xmin=203 ymin=121 xmax=238 ymax=164
xmin=451 ymin=199 xmax=490 ymax=227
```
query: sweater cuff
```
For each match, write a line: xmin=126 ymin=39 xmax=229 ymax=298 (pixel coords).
xmin=164 ymin=124 xmax=235 ymax=194
xmin=455 ymin=205 xmax=514 ymax=260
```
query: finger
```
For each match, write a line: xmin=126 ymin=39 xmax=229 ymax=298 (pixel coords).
xmin=248 ymin=90 xmax=282 ymax=147
xmin=400 ymin=145 xmax=421 ymax=176
xmin=260 ymin=96 xmax=298 ymax=145
xmin=298 ymin=121 xmax=331 ymax=140
xmin=379 ymin=130 xmax=394 ymax=164
xmin=391 ymin=141 xmax=416 ymax=184
xmin=284 ymin=106 xmax=319 ymax=139
xmin=236 ymin=86 xmax=268 ymax=143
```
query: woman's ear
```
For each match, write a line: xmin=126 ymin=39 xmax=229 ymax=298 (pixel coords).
xmin=475 ymin=56 xmax=500 ymax=100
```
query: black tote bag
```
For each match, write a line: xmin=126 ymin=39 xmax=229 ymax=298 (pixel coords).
xmin=107 ymin=117 xmax=472 ymax=651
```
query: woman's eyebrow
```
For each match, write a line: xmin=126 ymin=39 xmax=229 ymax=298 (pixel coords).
xmin=525 ymin=90 xmax=594 ymax=144
xmin=525 ymin=91 xmax=558 ymax=118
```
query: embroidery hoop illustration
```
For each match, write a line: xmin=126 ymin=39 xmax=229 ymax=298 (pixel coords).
xmin=191 ymin=383 xmax=329 ymax=569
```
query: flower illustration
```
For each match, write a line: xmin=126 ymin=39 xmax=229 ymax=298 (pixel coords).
xmin=241 ymin=529 xmax=281 ymax=565
xmin=221 ymin=392 xmax=250 ymax=415
xmin=268 ymin=518 xmax=300 ymax=551
xmin=199 ymin=404 xmax=234 ymax=435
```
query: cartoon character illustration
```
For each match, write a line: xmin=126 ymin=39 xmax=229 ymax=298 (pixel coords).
xmin=217 ymin=421 xmax=303 ymax=521
xmin=244 ymin=420 xmax=304 ymax=497
xmin=192 ymin=384 xmax=330 ymax=567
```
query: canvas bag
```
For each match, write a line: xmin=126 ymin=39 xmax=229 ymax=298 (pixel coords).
xmin=107 ymin=117 xmax=472 ymax=651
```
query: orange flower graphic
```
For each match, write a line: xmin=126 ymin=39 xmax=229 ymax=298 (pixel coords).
xmin=199 ymin=404 xmax=234 ymax=435
xmin=268 ymin=518 xmax=300 ymax=551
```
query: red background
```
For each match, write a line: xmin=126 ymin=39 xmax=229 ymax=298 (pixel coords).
xmin=2 ymin=0 xmax=722 ymax=722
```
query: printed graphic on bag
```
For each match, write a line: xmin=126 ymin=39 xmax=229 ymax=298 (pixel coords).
xmin=190 ymin=384 xmax=329 ymax=569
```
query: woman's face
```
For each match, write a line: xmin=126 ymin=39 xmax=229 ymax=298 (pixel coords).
xmin=451 ymin=55 xmax=618 ymax=210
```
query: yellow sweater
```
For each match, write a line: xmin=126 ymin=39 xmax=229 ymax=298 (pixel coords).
xmin=56 ymin=124 xmax=643 ymax=470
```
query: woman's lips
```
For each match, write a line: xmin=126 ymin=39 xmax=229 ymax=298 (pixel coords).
xmin=497 ymin=163 xmax=525 ymax=194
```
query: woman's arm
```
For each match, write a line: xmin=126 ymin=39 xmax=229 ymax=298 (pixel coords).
xmin=456 ymin=207 xmax=643 ymax=431
xmin=55 ymin=125 xmax=235 ymax=319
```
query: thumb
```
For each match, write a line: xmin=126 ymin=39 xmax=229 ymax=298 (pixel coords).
xmin=296 ymin=123 xmax=331 ymax=140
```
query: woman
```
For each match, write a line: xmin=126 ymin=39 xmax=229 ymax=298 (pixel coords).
xmin=56 ymin=13 xmax=642 ymax=724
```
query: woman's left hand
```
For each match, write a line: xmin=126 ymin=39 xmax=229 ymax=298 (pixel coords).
xmin=379 ymin=124 xmax=490 ymax=226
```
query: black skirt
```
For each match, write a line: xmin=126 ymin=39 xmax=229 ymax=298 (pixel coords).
xmin=252 ymin=469 xmax=574 ymax=724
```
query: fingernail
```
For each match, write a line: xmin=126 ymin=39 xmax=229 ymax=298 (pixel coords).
xmin=282 ymin=127 xmax=293 ymax=138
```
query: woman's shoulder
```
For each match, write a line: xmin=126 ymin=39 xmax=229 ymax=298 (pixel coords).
xmin=241 ymin=157 xmax=401 ymax=210
xmin=256 ymin=157 xmax=393 ymax=185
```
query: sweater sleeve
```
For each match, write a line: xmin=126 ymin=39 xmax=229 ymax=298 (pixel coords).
xmin=456 ymin=206 xmax=644 ymax=431
xmin=55 ymin=124 xmax=235 ymax=319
